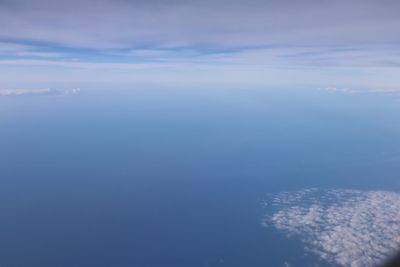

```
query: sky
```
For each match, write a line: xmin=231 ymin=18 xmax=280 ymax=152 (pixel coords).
xmin=0 ymin=0 xmax=399 ymax=90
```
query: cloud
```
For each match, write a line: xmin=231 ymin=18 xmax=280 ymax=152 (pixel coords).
xmin=0 ymin=88 xmax=52 ymax=96
xmin=63 ymin=88 xmax=80 ymax=94
xmin=0 ymin=88 xmax=80 ymax=96
xmin=0 ymin=0 xmax=399 ymax=89
xmin=1 ymin=0 xmax=399 ymax=49
xmin=0 ymin=42 xmax=63 ymax=58
xmin=322 ymin=87 xmax=357 ymax=93
xmin=321 ymin=87 xmax=400 ymax=94
xmin=263 ymin=189 xmax=400 ymax=267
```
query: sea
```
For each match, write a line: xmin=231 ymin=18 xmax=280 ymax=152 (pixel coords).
xmin=0 ymin=87 xmax=399 ymax=267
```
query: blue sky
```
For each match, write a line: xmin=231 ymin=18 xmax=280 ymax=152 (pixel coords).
xmin=0 ymin=0 xmax=399 ymax=90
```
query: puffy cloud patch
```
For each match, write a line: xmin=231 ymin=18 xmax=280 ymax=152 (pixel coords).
xmin=262 ymin=189 xmax=400 ymax=267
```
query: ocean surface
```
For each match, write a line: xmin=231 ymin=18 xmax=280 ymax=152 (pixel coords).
xmin=0 ymin=88 xmax=399 ymax=267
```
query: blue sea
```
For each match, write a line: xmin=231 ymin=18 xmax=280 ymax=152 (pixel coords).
xmin=0 ymin=88 xmax=399 ymax=267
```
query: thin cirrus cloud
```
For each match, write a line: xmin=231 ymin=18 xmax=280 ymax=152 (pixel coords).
xmin=263 ymin=188 xmax=400 ymax=267
xmin=0 ymin=0 xmax=399 ymax=89
xmin=1 ymin=0 xmax=399 ymax=48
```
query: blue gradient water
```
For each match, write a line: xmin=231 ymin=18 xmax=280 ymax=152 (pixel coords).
xmin=0 ymin=88 xmax=399 ymax=266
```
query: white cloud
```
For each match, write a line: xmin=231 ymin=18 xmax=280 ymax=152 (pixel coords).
xmin=321 ymin=87 xmax=400 ymax=94
xmin=63 ymin=88 xmax=80 ymax=94
xmin=0 ymin=88 xmax=52 ymax=96
xmin=0 ymin=88 xmax=80 ymax=96
xmin=322 ymin=87 xmax=357 ymax=93
xmin=263 ymin=189 xmax=400 ymax=267
xmin=0 ymin=42 xmax=63 ymax=58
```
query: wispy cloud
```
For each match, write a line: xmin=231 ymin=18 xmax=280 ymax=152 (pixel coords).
xmin=263 ymin=189 xmax=400 ymax=267
xmin=0 ymin=0 xmax=399 ymax=89
xmin=1 ymin=0 xmax=399 ymax=49
xmin=0 ymin=42 xmax=64 ymax=59
xmin=0 ymin=88 xmax=80 ymax=96
xmin=321 ymin=87 xmax=400 ymax=94
xmin=322 ymin=87 xmax=357 ymax=93
xmin=2 ymin=45 xmax=399 ymax=68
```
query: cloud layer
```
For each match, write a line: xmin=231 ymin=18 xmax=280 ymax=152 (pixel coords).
xmin=0 ymin=0 xmax=399 ymax=89
xmin=1 ymin=0 xmax=399 ymax=49
xmin=263 ymin=189 xmax=400 ymax=267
